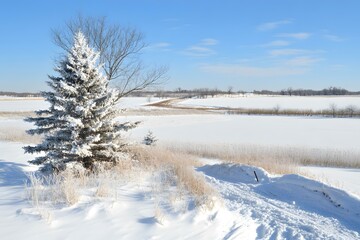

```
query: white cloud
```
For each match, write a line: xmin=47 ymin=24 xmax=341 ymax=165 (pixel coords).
xmin=285 ymin=56 xmax=322 ymax=66
xmin=200 ymin=38 xmax=218 ymax=46
xmin=257 ymin=20 xmax=292 ymax=31
xmin=146 ymin=42 xmax=171 ymax=51
xmin=182 ymin=38 xmax=218 ymax=57
xmin=182 ymin=46 xmax=216 ymax=57
xmin=330 ymin=64 xmax=346 ymax=70
xmin=324 ymin=34 xmax=344 ymax=42
xmin=277 ymin=32 xmax=311 ymax=40
xmin=200 ymin=63 xmax=306 ymax=77
xmin=151 ymin=42 xmax=171 ymax=48
xmin=262 ymin=40 xmax=290 ymax=47
xmin=269 ymin=48 xmax=310 ymax=56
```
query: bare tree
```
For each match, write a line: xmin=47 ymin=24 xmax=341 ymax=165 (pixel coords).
xmin=52 ymin=15 xmax=167 ymax=99
xmin=345 ymin=105 xmax=357 ymax=117
xmin=287 ymin=87 xmax=293 ymax=96
xmin=329 ymin=103 xmax=337 ymax=117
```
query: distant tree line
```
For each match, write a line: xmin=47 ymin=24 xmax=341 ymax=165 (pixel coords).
xmin=129 ymin=87 xmax=246 ymax=99
xmin=254 ymin=87 xmax=360 ymax=96
xmin=0 ymin=91 xmax=41 ymax=97
xmin=2 ymin=86 xmax=359 ymax=99
xmin=131 ymin=86 xmax=360 ymax=98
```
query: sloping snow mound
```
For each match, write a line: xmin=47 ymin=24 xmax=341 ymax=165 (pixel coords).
xmin=198 ymin=163 xmax=271 ymax=184
xmin=257 ymin=174 xmax=360 ymax=231
xmin=198 ymin=163 xmax=360 ymax=239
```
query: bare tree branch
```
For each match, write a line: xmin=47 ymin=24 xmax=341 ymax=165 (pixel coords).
xmin=52 ymin=15 xmax=167 ymax=97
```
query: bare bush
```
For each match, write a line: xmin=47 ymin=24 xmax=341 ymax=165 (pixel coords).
xmin=329 ymin=103 xmax=337 ymax=117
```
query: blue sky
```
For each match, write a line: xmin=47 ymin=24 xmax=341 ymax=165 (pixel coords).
xmin=0 ymin=0 xmax=359 ymax=92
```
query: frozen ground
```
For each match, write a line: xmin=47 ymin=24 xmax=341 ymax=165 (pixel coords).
xmin=0 ymin=98 xmax=49 ymax=112
xmin=2 ymin=113 xmax=359 ymax=151
xmin=122 ymin=114 xmax=360 ymax=151
xmin=0 ymin=142 xmax=359 ymax=239
xmin=1 ymin=96 xmax=360 ymax=239
xmin=0 ymin=96 xmax=164 ymax=112
xmin=178 ymin=95 xmax=360 ymax=110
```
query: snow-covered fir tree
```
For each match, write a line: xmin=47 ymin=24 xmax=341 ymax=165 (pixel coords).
xmin=24 ymin=31 xmax=139 ymax=171
xmin=143 ymin=131 xmax=157 ymax=146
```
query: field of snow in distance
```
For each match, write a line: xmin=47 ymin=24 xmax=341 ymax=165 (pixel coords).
xmin=177 ymin=94 xmax=360 ymax=110
xmin=123 ymin=114 xmax=360 ymax=151
xmin=0 ymin=97 xmax=49 ymax=112
xmin=0 ymin=96 xmax=164 ymax=112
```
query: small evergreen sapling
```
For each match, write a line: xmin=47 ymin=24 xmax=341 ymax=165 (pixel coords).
xmin=143 ymin=131 xmax=157 ymax=146
xmin=24 ymin=31 xmax=139 ymax=171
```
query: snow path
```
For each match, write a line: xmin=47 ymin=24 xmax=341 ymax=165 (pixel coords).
xmin=198 ymin=164 xmax=360 ymax=239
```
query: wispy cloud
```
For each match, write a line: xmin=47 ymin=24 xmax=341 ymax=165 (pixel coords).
xmin=200 ymin=63 xmax=306 ymax=77
xmin=183 ymin=46 xmax=216 ymax=57
xmin=200 ymin=38 xmax=218 ymax=46
xmin=182 ymin=38 xmax=218 ymax=57
xmin=262 ymin=40 xmax=290 ymax=47
xmin=285 ymin=56 xmax=322 ymax=66
xmin=146 ymin=42 xmax=171 ymax=51
xmin=269 ymin=48 xmax=311 ymax=56
xmin=257 ymin=20 xmax=292 ymax=31
xmin=324 ymin=34 xmax=344 ymax=42
xmin=277 ymin=32 xmax=311 ymax=40
xmin=330 ymin=64 xmax=346 ymax=70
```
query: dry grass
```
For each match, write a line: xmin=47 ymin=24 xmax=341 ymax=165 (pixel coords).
xmin=26 ymin=169 xmax=81 ymax=206
xmin=0 ymin=126 xmax=42 ymax=144
xmin=162 ymin=142 xmax=360 ymax=174
xmin=0 ymin=111 xmax=36 ymax=118
xmin=0 ymin=97 xmax=43 ymax=101
xmin=0 ymin=127 xmax=42 ymax=144
xmin=26 ymin=145 xmax=217 ymax=212
xmin=226 ymin=107 xmax=360 ymax=118
xmin=131 ymin=145 xmax=217 ymax=209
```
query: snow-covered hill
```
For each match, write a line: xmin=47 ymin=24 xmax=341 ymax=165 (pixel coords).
xmin=0 ymin=142 xmax=359 ymax=239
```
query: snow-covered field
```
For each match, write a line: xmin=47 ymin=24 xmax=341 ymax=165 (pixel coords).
xmin=0 ymin=98 xmax=49 ymax=112
xmin=0 ymin=96 xmax=164 ymax=112
xmin=178 ymin=95 xmax=360 ymax=110
xmin=1 ymin=142 xmax=359 ymax=239
xmin=124 ymin=114 xmax=360 ymax=151
xmin=1 ymin=96 xmax=360 ymax=239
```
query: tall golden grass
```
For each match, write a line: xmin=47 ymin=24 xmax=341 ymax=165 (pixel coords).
xmin=162 ymin=142 xmax=360 ymax=174
xmin=26 ymin=145 xmax=217 ymax=212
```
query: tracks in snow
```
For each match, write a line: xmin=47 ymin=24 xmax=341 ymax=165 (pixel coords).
xmin=198 ymin=164 xmax=360 ymax=239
